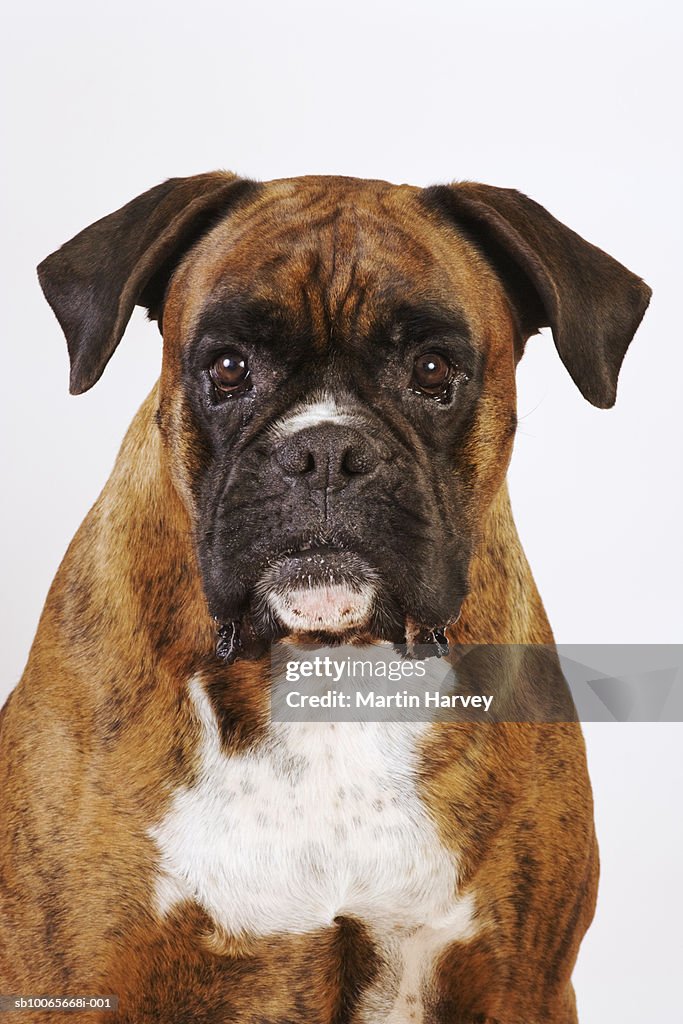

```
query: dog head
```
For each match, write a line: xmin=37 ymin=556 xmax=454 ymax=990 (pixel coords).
xmin=37 ymin=172 xmax=651 ymax=653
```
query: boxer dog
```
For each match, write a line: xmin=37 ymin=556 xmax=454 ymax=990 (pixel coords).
xmin=0 ymin=172 xmax=650 ymax=1022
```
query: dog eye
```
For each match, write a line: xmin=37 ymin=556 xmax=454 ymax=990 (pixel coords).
xmin=411 ymin=351 xmax=452 ymax=394
xmin=210 ymin=351 xmax=250 ymax=393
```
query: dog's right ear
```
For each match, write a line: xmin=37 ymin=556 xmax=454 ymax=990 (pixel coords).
xmin=37 ymin=172 xmax=259 ymax=394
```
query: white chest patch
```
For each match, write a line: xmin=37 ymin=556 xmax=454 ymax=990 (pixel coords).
xmin=150 ymin=678 xmax=476 ymax=956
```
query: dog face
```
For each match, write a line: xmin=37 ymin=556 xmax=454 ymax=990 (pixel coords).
xmin=37 ymin=172 xmax=651 ymax=652
xmin=158 ymin=179 xmax=517 ymax=647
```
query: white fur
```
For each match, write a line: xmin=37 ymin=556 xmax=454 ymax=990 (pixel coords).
xmin=355 ymin=900 xmax=478 ymax=1023
xmin=150 ymin=677 xmax=477 ymax=1006
xmin=266 ymin=580 xmax=376 ymax=633
xmin=270 ymin=394 xmax=360 ymax=438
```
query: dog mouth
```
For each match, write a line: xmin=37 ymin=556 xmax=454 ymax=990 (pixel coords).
xmin=211 ymin=540 xmax=462 ymax=664
xmin=257 ymin=547 xmax=378 ymax=636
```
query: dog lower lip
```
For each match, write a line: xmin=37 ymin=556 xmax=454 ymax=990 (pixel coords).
xmin=282 ymin=542 xmax=339 ymax=558
xmin=260 ymin=549 xmax=377 ymax=635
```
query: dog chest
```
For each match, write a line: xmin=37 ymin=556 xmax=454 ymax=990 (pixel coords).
xmin=150 ymin=678 xmax=465 ymax=939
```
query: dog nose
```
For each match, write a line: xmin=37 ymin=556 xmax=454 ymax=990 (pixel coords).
xmin=274 ymin=425 xmax=385 ymax=490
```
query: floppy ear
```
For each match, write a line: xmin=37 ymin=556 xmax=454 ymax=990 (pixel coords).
xmin=37 ymin=171 xmax=259 ymax=394
xmin=420 ymin=183 xmax=652 ymax=408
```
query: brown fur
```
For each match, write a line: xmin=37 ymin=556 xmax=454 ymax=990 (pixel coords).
xmin=0 ymin=173 xmax=648 ymax=1022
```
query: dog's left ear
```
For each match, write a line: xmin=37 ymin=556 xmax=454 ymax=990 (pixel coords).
xmin=420 ymin=183 xmax=652 ymax=408
xmin=37 ymin=171 xmax=259 ymax=394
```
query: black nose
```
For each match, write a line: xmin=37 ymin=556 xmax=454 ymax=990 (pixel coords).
xmin=274 ymin=425 xmax=386 ymax=490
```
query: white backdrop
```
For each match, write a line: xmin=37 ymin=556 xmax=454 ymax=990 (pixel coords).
xmin=2 ymin=0 xmax=681 ymax=1019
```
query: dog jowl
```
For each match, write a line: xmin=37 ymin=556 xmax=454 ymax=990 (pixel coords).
xmin=37 ymin=173 xmax=650 ymax=661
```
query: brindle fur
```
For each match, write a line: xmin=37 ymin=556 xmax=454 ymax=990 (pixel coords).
xmin=0 ymin=173 xmax=650 ymax=1022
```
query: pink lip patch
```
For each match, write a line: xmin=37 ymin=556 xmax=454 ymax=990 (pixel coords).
xmin=267 ymin=582 xmax=375 ymax=634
